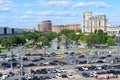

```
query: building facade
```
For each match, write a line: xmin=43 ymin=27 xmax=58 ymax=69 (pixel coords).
xmin=39 ymin=20 xmax=52 ymax=32
xmin=52 ymin=25 xmax=66 ymax=33
xmin=107 ymin=26 xmax=120 ymax=36
xmin=66 ymin=24 xmax=80 ymax=32
xmin=0 ymin=27 xmax=24 ymax=38
xmin=52 ymin=24 xmax=80 ymax=33
xmin=24 ymin=29 xmax=35 ymax=32
xmin=82 ymin=10 xmax=107 ymax=33
xmin=36 ymin=24 xmax=40 ymax=32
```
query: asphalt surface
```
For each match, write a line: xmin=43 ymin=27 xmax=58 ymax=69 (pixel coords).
xmin=0 ymin=48 xmax=120 ymax=80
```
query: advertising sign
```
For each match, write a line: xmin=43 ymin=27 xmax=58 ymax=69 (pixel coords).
xmin=115 ymin=36 xmax=120 ymax=44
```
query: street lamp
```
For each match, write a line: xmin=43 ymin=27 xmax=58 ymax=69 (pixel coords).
xmin=19 ymin=46 xmax=24 ymax=80
xmin=10 ymin=49 xmax=13 ymax=72
xmin=75 ymin=32 xmax=80 ymax=48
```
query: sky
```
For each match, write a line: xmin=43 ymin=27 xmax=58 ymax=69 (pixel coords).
xmin=0 ymin=0 xmax=119 ymax=29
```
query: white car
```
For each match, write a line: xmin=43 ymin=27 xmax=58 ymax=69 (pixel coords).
xmin=27 ymin=76 xmax=32 ymax=80
xmin=81 ymin=67 xmax=88 ymax=71
xmin=1 ymin=73 xmax=8 ymax=80
xmin=67 ymin=74 xmax=74 ymax=79
xmin=55 ymin=73 xmax=61 ymax=78
xmin=96 ymin=65 xmax=102 ymax=70
xmin=61 ymin=68 xmax=66 ymax=72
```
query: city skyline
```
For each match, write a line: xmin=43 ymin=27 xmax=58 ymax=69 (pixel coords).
xmin=0 ymin=0 xmax=119 ymax=29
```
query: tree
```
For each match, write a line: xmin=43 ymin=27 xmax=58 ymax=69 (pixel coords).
xmin=45 ymin=32 xmax=58 ymax=42
xmin=1 ymin=39 xmax=10 ymax=48
xmin=86 ymin=34 xmax=100 ymax=46
xmin=107 ymin=37 xmax=115 ymax=46
xmin=38 ymin=36 xmax=48 ymax=46
xmin=76 ymin=29 xmax=82 ymax=33
xmin=7 ymin=36 xmax=19 ymax=45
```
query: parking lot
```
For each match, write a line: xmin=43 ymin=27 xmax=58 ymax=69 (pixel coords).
xmin=0 ymin=47 xmax=120 ymax=80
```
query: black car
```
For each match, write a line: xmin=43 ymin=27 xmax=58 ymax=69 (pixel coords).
xmin=106 ymin=55 xmax=112 ymax=57
xmin=25 ymin=53 xmax=31 ymax=56
xmin=23 ymin=57 xmax=28 ymax=61
xmin=50 ymin=52 xmax=56 ymax=57
xmin=0 ymin=54 xmax=7 ymax=58
xmin=62 ymin=74 xmax=68 ymax=78
xmin=30 ymin=69 xmax=36 ymax=74
xmin=1 ymin=62 xmax=11 ymax=68
xmin=0 ymin=72 xmax=2 ymax=77
xmin=88 ymin=66 xmax=96 ymax=70
xmin=12 ymin=62 xmax=20 ymax=68
xmin=96 ymin=60 xmax=104 ymax=63
xmin=32 ymin=58 xmax=40 ymax=62
xmin=70 ymin=52 xmax=75 ymax=56
xmin=64 ymin=52 xmax=69 ymax=55
xmin=40 ymin=57 xmax=45 ymax=60
xmin=82 ymin=72 xmax=90 ymax=78
xmin=21 ymin=77 xmax=27 ymax=80
xmin=27 ymin=63 xmax=37 ymax=67
xmin=45 ymin=76 xmax=52 ymax=79
xmin=99 ymin=56 xmax=106 ymax=59
xmin=8 ymin=72 xmax=15 ymax=77
xmin=101 ymin=65 xmax=111 ymax=70
xmin=8 ymin=58 xmax=17 ymax=62
xmin=49 ymin=62 xmax=57 ymax=65
xmin=41 ymin=69 xmax=47 ymax=74
xmin=79 ymin=60 xmax=87 ymax=64
xmin=32 ymin=76 xmax=39 ymax=80
xmin=78 ymin=55 xmax=85 ymax=58
xmin=36 ymin=69 xmax=41 ymax=74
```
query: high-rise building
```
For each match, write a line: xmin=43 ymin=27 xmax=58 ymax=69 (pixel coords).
xmin=82 ymin=10 xmax=107 ymax=33
xmin=40 ymin=20 xmax=52 ymax=32
xmin=36 ymin=24 xmax=40 ymax=32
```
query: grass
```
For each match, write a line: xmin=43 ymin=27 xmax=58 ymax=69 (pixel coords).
xmin=78 ymin=48 xmax=96 ymax=50
xmin=25 ymin=48 xmax=35 ymax=53
xmin=0 ymin=48 xmax=8 ymax=53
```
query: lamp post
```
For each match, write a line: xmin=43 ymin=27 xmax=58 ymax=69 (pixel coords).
xmin=75 ymin=32 xmax=80 ymax=49
xmin=10 ymin=49 xmax=13 ymax=71
xmin=20 ymin=46 xmax=24 ymax=80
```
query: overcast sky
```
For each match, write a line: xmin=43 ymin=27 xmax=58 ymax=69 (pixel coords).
xmin=0 ymin=0 xmax=119 ymax=29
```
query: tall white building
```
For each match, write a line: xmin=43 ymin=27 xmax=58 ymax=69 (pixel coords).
xmin=82 ymin=10 xmax=108 ymax=33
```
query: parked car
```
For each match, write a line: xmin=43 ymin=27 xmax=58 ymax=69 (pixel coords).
xmin=55 ymin=73 xmax=61 ymax=78
xmin=8 ymin=72 xmax=15 ymax=77
xmin=1 ymin=62 xmax=11 ymax=68
xmin=78 ymin=55 xmax=85 ymax=58
xmin=82 ymin=72 xmax=91 ymax=78
xmin=67 ymin=73 xmax=74 ymax=79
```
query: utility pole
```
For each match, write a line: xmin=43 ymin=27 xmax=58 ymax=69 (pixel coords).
xmin=10 ymin=49 xmax=13 ymax=71
xmin=20 ymin=46 xmax=23 ymax=80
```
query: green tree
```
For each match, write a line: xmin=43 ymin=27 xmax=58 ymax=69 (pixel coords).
xmin=86 ymin=34 xmax=100 ymax=46
xmin=38 ymin=36 xmax=48 ymax=46
xmin=45 ymin=32 xmax=58 ymax=42
xmin=7 ymin=36 xmax=19 ymax=45
xmin=1 ymin=39 xmax=10 ymax=48
xmin=107 ymin=37 xmax=115 ymax=46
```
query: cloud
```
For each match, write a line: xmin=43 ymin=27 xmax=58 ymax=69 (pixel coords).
xmin=20 ymin=15 xmax=34 ymax=19
xmin=24 ymin=1 xmax=110 ymax=9
xmin=0 ymin=0 xmax=17 ymax=12
xmin=37 ymin=1 xmax=72 ymax=7
xmin=37 ymin=11 xmax=78 ymax=16
xmin=72 ymin=2 xmax=109 ymax=8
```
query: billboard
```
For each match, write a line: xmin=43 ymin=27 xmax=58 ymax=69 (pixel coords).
xmin=115 ymin=36 xmax=120 ymax=44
